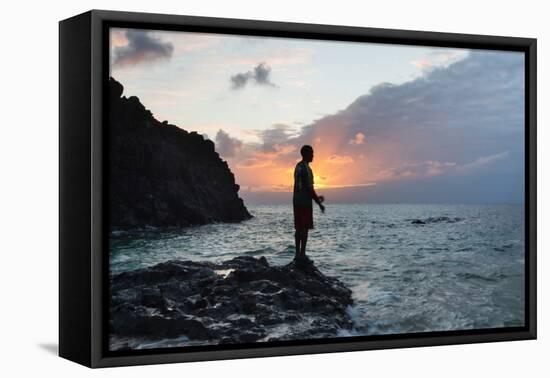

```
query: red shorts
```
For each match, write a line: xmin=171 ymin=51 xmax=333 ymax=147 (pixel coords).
xmin=293 ymin=205 xmax=313 ymax=230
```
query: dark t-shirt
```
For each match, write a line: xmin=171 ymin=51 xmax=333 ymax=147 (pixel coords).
xmin=293 ymin=160 xmax=314 ymax=207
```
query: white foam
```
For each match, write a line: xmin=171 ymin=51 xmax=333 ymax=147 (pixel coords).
xmin=214 ymin=268 xmax=234 ymax=278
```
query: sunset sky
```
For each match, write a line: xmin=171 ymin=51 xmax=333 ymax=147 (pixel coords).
xmin=109 ymin=28 xmax=525 ymax=204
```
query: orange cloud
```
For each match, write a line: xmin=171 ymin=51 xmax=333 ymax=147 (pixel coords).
xmin=326 ymin=155 xmax=354 ymax=164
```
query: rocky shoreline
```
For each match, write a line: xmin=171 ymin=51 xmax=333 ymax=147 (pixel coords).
xmin=109 ymin=256 xmax=355 ymax=350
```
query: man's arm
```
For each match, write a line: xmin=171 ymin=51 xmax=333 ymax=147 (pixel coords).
xmin=311 ymin=187 xmax=325 ymax=213
xmin=310 ymin=186 xmax=322 ymax=205
xmin=300 ymin=166 xmax=325 ymax=211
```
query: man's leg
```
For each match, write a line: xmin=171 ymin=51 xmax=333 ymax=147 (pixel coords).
xmin=294 ymin=230 xmax=301 ymax=259
xmin=300 ymin=230 xmax=309 ymax=258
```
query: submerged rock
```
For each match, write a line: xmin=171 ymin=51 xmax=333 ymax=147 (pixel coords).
xmin=108 ymin=77 xmax=252 ymax=229
xmin=110 ymin=256 xmax=355 ymax=350
xmin=410 ymin=216 xmax=463 ymax=225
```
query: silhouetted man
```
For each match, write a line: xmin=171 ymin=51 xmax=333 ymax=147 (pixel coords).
xmin=293 ymin=145 xmax=325 ymax=263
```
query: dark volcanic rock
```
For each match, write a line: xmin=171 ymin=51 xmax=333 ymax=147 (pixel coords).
xmin=110 ymin=256 xmax=355 ymax=350
xmin=410 ymin=216 xmax=463 ymax=225
xmin=108 ymin=77 xmax=252 ymax=229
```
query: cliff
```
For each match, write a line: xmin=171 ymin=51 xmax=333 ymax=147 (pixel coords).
xmin=110 ymin=256 xmax=355 ymax=350
xmin=108 ymin=77 xmax=251 ymax=229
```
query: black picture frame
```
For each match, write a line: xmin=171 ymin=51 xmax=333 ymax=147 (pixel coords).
xmin=59 ymin=9 xmax=537 ymax=368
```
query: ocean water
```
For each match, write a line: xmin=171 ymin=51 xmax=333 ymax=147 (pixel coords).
xmin=110 ymin=204 xmax=525 ymax=339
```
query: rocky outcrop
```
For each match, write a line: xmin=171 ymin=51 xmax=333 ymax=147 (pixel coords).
xmin=108 ymin=77 xmax=251 ymax=229
xmin=410 ymin=216 xmax=463 ymax=225
xmin=110 ymin=256 xmax=355 ymax=350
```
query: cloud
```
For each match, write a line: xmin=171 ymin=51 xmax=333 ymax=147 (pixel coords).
xmin=112 ymin=29 xmax=174 ymax=67
xmin=236 ymin=158 xmax=275 ymax=169
xmin=110 ymin=29 xmax=128 ymax=48
xmin=377 ymin=152 xmax=509 ymax=180
xmin=257 ymin=124 xmax=297 ymax=153
xmin=326 ymin=155 xmax=354 ymax=165
xmin=458 ymin=151 xmax=510 ymax=172
xmin=378 ymin=160 xmax=458 ymax=179
xmin=349 ymin=132 xmax=365 ymax=145
xmin=229 ymin=72 xmax=250 ymax=90
xmin=225 ymin=50 xmax=525 ymax=203
xmin=230 ymin=62 xmax=277 ymax=89
xmin=296 ymin=50 xmax=524 ymax=181
xmin=253 ymin=63 xmax=274 ymax=86
xmin=410 ymin=59 xmax=434 ymax=69
xmin=215 ymin=129 xmax=243 ymax=158
xmin=410 ymin=49 xmax=469 ymax=70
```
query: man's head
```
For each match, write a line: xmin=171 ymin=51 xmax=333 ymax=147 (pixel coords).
xmin=300 ymin=145 xmax=314 ymax=162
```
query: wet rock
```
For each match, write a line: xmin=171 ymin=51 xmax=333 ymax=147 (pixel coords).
xmin=410 ymin=216 xmax=463 ymax=225
xmin=140 ymin=287 xmax=167 ymax=309
xmin=110 ymin=256 xmax=355 ymax=349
